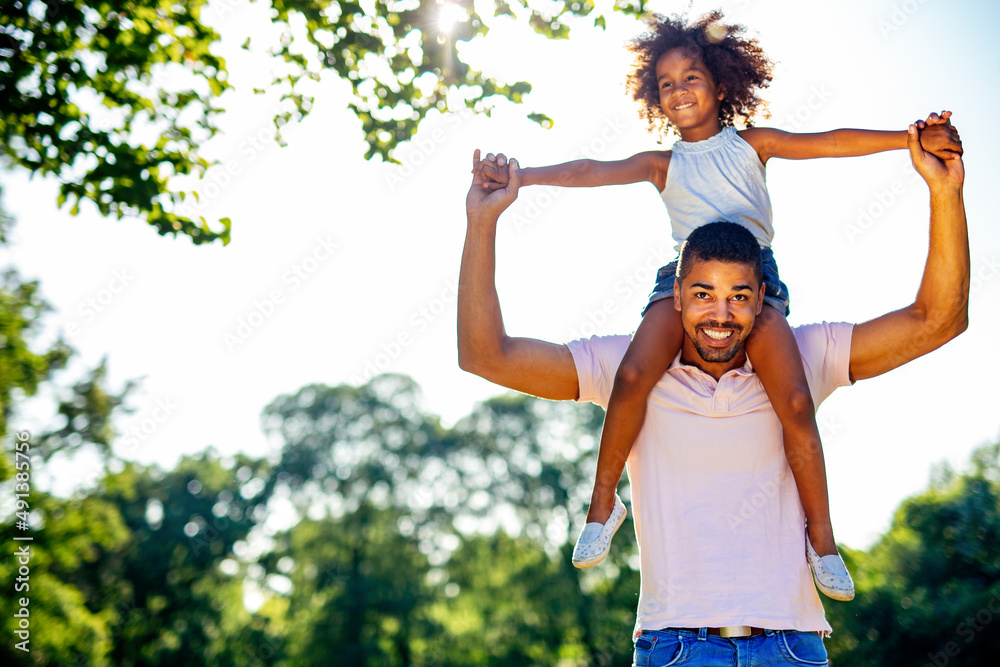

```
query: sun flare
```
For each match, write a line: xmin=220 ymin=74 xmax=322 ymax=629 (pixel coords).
xmin=437 ymin=3 xmax=466 ymax=34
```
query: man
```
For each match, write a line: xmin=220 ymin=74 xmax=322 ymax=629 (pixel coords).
xmin=457 ymin=117 xmax=966 ymax=666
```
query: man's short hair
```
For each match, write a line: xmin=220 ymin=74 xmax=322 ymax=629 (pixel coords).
xmin=677 ymin=221 xmax=763 ymax=286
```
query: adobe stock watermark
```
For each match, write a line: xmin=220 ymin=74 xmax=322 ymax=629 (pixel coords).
xmin=923 ymin=585 xmax=1000 ymax=667
xmin=350 ymin=278 xmax=457 ymax=384
xmin=774 ymin=84 xmax=835 ymax=132
xmin=207 ymin=0 xmax=246 ymax=20
xmin=238 ymin=631 xmax=283 ymax=667
xmin=72 ymin=396 xmax=181 ymax=491
xmin=568 ymin=244 xmax=675 ymax=340
xmin=385 ymin=107 xmax=479 ymax=192
xmin=71 ymin=598 xmax=145 ymax=665
xmin=843 ymin=160 xmax=922 ymax=243
xmin=120 ymin=397 xmax=180 ymax=452
xmin=224 ymin=235 xmax=340 ymax=351
xmin=507 ymin=116 xmax=629 ymax=235
xmin=174 ymin=103 xmax=288 ymax=219
xmin=65 ymin=268 xmax=135 ymax=338
xmin=11 ymin=430 xmax=35 ymax=654
xmin=726 ymin=414 xmax=843 ymax=531
xmin=878 ymin=0 xmax=935 ymax=40
xmin=970 ymin=255 xmax=1000 ymax=295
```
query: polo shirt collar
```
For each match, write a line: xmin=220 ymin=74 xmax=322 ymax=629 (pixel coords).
xmin=666 ymin=350 xmax=755 ymax=380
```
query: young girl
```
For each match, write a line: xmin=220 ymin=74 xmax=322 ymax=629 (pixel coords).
xmin=474 ymin=11 xmax=959 ymax=600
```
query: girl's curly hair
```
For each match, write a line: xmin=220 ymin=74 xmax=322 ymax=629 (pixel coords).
xmin=626 ymin=10 xmax=774 ymax=137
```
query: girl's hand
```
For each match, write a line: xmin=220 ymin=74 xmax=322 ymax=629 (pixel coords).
xmin=467 ymin=150 xmax=522 ymax=220
xmin=472 ymin=152 xmax=516 ymax=190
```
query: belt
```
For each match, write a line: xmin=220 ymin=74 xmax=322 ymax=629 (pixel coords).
xmin=708 ymin=626 xmax=766 ymax=638
xmin=658 ymin=626 xmax=767 ymax=638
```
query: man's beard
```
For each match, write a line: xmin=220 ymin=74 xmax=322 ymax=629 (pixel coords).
xmin=688 ymin=321 xmax=745 ymax=363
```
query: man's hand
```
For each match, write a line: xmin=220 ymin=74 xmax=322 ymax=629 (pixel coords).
xmin=916 ymin=110 xmax=963 ymax=161
xmin=909 ymin=114 xmax=964 ymax=189
xmin=466 ymin=149 xmax=521 ymax=222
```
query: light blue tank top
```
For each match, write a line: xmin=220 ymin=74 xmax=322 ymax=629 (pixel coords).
xmin=660 ymin=126 xmax=773 ymax=253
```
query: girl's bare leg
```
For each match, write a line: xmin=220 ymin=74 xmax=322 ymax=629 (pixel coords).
xmin=746 ymin=305 xmax=837 ymax=556
xmin=587 ymin=299 xmax=684 ymax=523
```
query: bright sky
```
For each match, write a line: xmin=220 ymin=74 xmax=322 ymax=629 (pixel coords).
xmin=4 ymin=0 xmax=1000 ymax=551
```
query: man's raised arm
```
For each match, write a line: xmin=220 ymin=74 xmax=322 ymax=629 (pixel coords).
xmin=849 ymin=117 xmax=969 ymax=382
xmin=457 ymin=150 xmax=581 ymax=400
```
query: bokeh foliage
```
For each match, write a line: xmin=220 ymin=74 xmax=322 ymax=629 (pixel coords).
xmin=1 ymin=0 xmax=648 ymax=244
xmin=1 ymin=0 xmax=232 ymax=243
xmin=825 ymin=443 xmax=1000 ymax=665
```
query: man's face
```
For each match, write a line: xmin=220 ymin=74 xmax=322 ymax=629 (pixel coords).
xmin=673 ymin=258 xmax=763 ymax=368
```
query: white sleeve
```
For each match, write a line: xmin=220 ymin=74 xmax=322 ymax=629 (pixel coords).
xmin=566 ymin=335 xmax=631 ymax=408
xmin=793 ymin=322 xmax=855 ymax=408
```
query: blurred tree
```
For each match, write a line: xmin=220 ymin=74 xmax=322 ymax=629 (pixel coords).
xmin=272 ymin=505 xmax=436 ymax=667
xmin=826 ymin=441 xmax=1000 ymax=665
xmin=0 ymin=189 xmax=132 ymax=664
xmin=436 ymin=531 xmax=572 ymax=665
xmin=0 ymin=187 xmax=127 ymax=472
xmin=260 ymin=373 xmax=618 ymax=582
xmin=435 ymin=530 xmax=638 ymax=667
xmin=1 ymin=0 xmax=648 ymax=244
xmin=0 ymin=491 xmax=131 ymax=666
xmin=98 ymin=452 xmax=279 ymax=666
xmin=0 ymin=451 xmax=281 ymax=666
xmin=262 ymin=375 xmax=607 ymax=545
xmin=1 ymin=190 xmax=277 ymax=664
xmin=451 ymin=393 xmax=622 ymax=553
xmin=32 ymin=358 xmax=136 ymax=463
xmin=261 ymin=374 xmax=632 ymax=665
xmin=0 ymin=265 xmax=71 ymax=446
xmin=1 ymin=0 xmax=232 ymax=243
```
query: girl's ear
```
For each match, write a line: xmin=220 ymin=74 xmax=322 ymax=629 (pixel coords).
xmin=716 ymin=84 xmax=727 ymax=101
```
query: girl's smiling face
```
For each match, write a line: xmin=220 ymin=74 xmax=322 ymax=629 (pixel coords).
xmin=656 ymin=47 xmax=726 ymax=141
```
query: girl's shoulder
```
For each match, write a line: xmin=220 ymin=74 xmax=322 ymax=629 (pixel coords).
xmin=633 ymin=149 xmax=672 ymax=192
xmin=737 ymin=126 xmax=791 ymax=150
xmin=633 ymin=148 xmax=672 ymax=160
xmin=631 ymin=149 xmax=672 ymax=172
xmin=736 ymin=126 xmax=777 ymax=146
xmin=736 ymin=127 xmax=782 ymax=165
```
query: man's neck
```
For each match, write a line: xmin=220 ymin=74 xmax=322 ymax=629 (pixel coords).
xmin=678 ymin=339 xmax=748 ymax=381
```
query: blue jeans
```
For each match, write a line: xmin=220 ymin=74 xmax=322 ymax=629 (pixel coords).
xmin=632 ymin=628 xmax=828 ymax=666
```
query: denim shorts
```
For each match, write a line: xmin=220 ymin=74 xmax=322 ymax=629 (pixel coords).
xmin=642 ymin=247 xmax=790 ymax=317
xmin=633 ymin=628 xmax=828 ymax=666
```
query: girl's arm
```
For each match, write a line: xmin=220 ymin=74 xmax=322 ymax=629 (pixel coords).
xmin=475 ymin=150 xmax=672 ymax=192
xmin=741 ymin=111 xmax=960 ymax=164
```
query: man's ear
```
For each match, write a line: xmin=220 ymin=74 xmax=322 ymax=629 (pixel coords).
xmin=673 ymin=278 xmax=682 ymax=311
xmin=756 ymin=283 xmax=765 ymax=315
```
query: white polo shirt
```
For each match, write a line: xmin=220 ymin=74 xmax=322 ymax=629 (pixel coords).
xmin=568 ymin=322 xmax=854 ymax=636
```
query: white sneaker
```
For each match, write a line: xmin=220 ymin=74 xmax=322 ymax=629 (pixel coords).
xmin=572 ymin=494 xmax=626 ymax=569
xmin=806 ymin=539 xmax=855 ymax=601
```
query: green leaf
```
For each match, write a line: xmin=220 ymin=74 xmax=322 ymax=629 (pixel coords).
xmin=528 ymin=113 xmax=554 ymax=129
